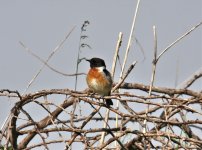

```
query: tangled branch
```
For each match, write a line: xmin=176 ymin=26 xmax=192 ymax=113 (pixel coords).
xmin=0 ymin=79 xmax=201 ymax=149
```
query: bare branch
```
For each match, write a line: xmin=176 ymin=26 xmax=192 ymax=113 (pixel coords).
xmin=20 ymin=26 xmax=76 ymax=94
xmin=157 ymin=21 xmax=202 ymax=62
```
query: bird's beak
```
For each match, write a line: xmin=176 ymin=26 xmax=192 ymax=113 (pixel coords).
xmin=85 ymin=58 xmax=90 ymax=62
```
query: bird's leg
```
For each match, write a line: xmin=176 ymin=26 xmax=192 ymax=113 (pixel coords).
xmin=99 ymin=96 xmax=108 ymax=107
xmin=87 ymin=89 xmax=95 ymax=97
xmin=87 ymin=90 xmax=101 ymax=103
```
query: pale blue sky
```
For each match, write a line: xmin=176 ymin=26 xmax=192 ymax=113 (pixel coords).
xmin=0 ymin=1 xmax=201 ymax=149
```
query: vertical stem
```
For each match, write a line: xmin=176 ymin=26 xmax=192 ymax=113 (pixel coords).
xmin=115 ymin=0 xmax=141 ymax=147
xmin=99 ymin=32 xmax=123 ymax=146
xmin=143 ymin=25 xmax=157 ymax=149
xmin=120 ymin=0 xmax=141 ymax=78
xmin=148 ymin=26 xmax=157 ymax=95
xmin=111 ymin=32 xmax=123 ymax=79
xmin=74 ymin=32 xmax=82 ymax=91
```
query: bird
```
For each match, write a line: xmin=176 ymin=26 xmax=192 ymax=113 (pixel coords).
xmin=86 ymin=57 xmax=113 ymax=106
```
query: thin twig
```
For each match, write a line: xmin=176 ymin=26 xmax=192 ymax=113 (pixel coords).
xmin=111 ymin=32 xmax=123 ymax=79
xmin=112 ymin=61 xmax=137 ymax=92
xmin=75 ymin=21 xmax=90 ymax=90
xmin=143 ymin=25 xmax=158 ymax=149
xmin=120 ymin=0 xmax=140 ymax=78
xmin=134 ymin=37 xmax=146 ymax=61
xmin=157 ymin=21 xmax=202 ymax=62
xmin=19 ymin=42 xmax=85 ymax=77
xmin=20 ymin=26 xmax=76 ymax=94
xmin=100 ymin=32 xmax=123 ymax=145
xmin=177 ymin=67 xmax=202 ymax=89
xmin=115 ymin=2 xmax=141 ymax=147
xmin=148 ymin=26 xmax=158 ymax=96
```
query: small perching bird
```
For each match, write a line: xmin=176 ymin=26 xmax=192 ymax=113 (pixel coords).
xmin=86 ymin=58 xmax=113 ymax=106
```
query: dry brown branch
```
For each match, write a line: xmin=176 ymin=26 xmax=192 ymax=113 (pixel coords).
xmin=119 ymin=82 xmax=202 ymax=97
xmin=1 ymin=8 xmax=202 ymax=150
xmin=19 ymin=42 xmax=85 ymax=77
xmin=20 ymin=26 xmax=76 ymax=94
xmin=100 ymin=32 xmax=123 ymax=146
xmin=0 ymin=80 xmax=201 ymax=149
xmin=157 ymin=21 xmax=202 ymax=62
xmin=177 ymin=67 xmax=202 ymax=89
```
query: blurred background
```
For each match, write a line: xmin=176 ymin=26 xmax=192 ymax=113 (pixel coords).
xmin=0 ymin=0 xmax=201 ymax=149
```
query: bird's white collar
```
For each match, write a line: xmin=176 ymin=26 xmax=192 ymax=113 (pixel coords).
xmin=95 ymin=66 xmax=105 ymax=72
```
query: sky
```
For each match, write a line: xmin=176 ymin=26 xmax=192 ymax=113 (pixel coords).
xmin=0 ymin=0 xmax=201 ymax=149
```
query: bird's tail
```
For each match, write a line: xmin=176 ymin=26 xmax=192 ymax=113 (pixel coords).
xmin=106 ymin=99 xmax=113 ymax=106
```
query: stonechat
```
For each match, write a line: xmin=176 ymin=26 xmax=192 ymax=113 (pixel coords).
xmin=86 ymin=58 xmax=113 ymax=106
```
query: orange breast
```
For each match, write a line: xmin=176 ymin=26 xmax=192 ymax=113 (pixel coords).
xmin=86 ymin=68 xmax=112 ymax=96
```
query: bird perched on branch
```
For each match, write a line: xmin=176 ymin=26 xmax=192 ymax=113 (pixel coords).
xmin=86 ymin=57 xmax=113 ymax=106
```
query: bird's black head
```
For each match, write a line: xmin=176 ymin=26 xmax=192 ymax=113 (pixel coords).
xmin=86 ymin=58 xmax=106 ymax=68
